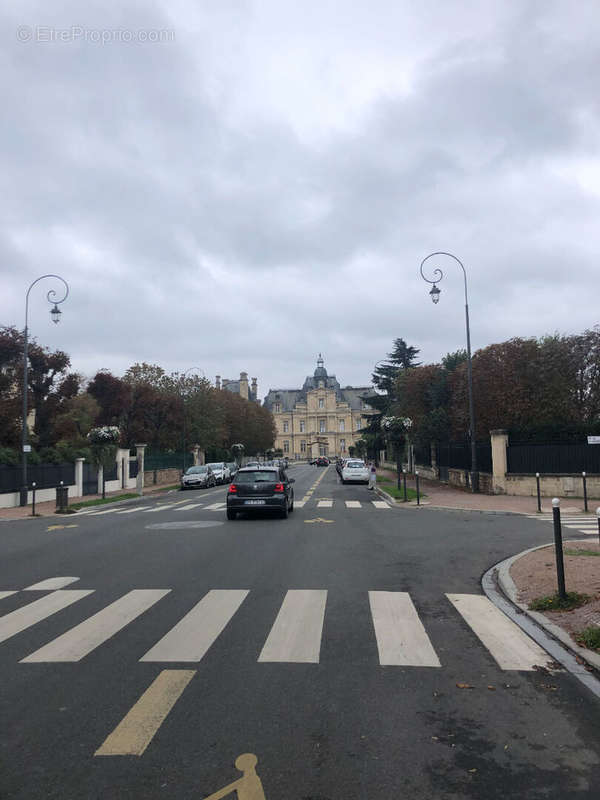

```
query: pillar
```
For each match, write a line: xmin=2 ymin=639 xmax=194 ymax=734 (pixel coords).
xmin=239 ymin=371 xmax=249 ymax=400
xmin=192 ymin=445 xmax=200 ymax=466
xmin=135 ymin=444 xmax=147 ymax=496
xmin=75 ymin=458 xmax=84 ymax=498
xmin=490 ymin=429 xmax=509 ymax=494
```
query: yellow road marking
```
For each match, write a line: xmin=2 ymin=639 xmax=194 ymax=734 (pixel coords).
xmin=203 ymin=753 xmax=266 ymax=800
xmin=47 ymin=524 xmax=78 ymax=532
xmin=95 ymin=669 xmax=195 ymax=756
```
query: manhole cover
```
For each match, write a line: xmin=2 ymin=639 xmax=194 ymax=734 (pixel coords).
xmin=145 ymin=520 xmax=224 ymax=530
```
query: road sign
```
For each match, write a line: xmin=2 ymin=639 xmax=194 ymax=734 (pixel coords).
xmin=23 ymin=444 xmax=31 ymax=453
xmin=587 ymin=436 xmax=600 ymax=444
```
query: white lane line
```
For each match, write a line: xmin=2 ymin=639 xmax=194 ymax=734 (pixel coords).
xmin=447 ymin=593 xmax=550 ymax=671
xmin=142 ymin=504 xmax=177 ymax=513
xmin=140 ymin=590 xmax=249 ymax=662
xmin=115 ymin=507 xmax=146 ymax=514
xmin=369 ymin=591 xmax=441 ymax=667
xmin=24 ymin=577 xmax=80 ymax=591
xmin=0 ymin=591 xmax=17 ymax=600
xmin=86 ymin=508 xmax=119 ymax=516
xmin=95 ymin=670 xmax=195 ymax=756
xmin=345 ymin=500 xmax=361 ymax=508
xmin=0 ymin=590 xmax=93 ymax=644
xmin=21 ymin=590 xmax=170 ymax=663
xmin=372 ymin=501 xmax=389 ymax=509
xmin=204 ymin=503 xmax=226 ymax=511
xmin=295 ymin=501 xmax=306 ymax=508
xmin=258 ymin=590 xmax=327 ymax=663
xmin=317 ymin=500 xmax=333 ymax=508
xmin=174 ymin=504 xmax=204 ymax=511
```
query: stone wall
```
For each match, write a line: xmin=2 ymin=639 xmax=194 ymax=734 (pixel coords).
xmin=144 ymin=468 xmax=182 ymax=486
xmin=503 ymin=473 xmax=600 ymax=499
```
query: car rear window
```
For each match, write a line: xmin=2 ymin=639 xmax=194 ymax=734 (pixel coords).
xmin=236 ymin=471 xmax=279 ymax=483
xmin=346 ymin=461 xmax=364 ymax=468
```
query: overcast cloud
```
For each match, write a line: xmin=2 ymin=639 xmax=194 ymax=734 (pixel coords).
xmin=2 ymin=0 xmax=599 ymax=398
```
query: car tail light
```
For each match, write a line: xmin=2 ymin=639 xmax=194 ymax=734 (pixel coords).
xmin=274 ymin=483 xmax=284 ymax=493
xmin=228 ymin=484 xmax=237 ymax=493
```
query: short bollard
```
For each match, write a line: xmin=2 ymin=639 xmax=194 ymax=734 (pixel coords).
xmin=535 ymin=472 xmax=541 ymax=513
xmin=415 ymin=470 xmax=420 ymax=506
xmin=582 ymin=472 xmax=588 ymax=512
xmin=31 ymin=482 xmax=36 ymax=517
xmin=552 ymin=498 xmax=567 ymax=601
xmin=402 ymin=468 xmax=408 ymax=503
xmin=596 ymin=507 xmax=600 ymax=547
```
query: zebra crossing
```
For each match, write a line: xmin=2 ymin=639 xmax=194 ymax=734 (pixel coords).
xmin=75 ymin=498 xmax=391 ymax=516
xmin=0 ymin=580 xmax=550 ymax=671
xmin=525 ymin=513 xmax=600 ymax=537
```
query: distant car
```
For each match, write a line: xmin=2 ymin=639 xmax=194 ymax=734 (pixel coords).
xmin=206 ymin=462 xmax=230 ymax=484
xmin=181 ymin=465 xmax=216 ymax=490
xmin=226 ymin=465 xmax=295 ymax=520
xmin=341 ymin=459 xmax=369 ymax=484
xmin=245 ymin=461 xmax=260 ymax=468
xmin=316 ymin=457 xmax=329 ymax=466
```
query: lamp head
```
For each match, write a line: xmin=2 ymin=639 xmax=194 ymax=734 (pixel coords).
xmin=429 ymin=284 xmax=441 ymax=304
xmin=50 ymin=304 xmax=62 ymax=324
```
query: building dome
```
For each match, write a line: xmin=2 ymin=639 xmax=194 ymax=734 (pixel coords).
xmin=314 ymin=353 xmax=328 ymax=380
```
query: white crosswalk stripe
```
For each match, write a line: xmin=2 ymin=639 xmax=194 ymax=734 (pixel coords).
xmin=140 ymin=590 xmax=249 ymax=662
xmin=142 ymin=504 xmax=178 ymax=513
xmin=0 ymin=590 xmax=94 ymax=644
xmin=21 ymin=590 xmax=169 ymax=662
xmin=345 ymin=500 xmax=361 ymax=508
xmin=0 ymin=585 xmax=550 ymax=671
xmin=173 ymin=503 xmax=204 ymax=511
xmin=525 ymin=514 xmax=599 ymax=535
xmin=447 ymin=593 xmax=549 ymax=670
xmin=115 ymin=507 xmax=146 ymax=514
xmin=204 ymin=502 xmax=226 ymax=511
xmin=372 ymin=501 xmax=389 ymax=509
xmin=259 ymin=590 xmax=327 ymax=663
xmin=317 ymin=500 xmax=333 ymax=508
xmin=24 ymin=577 xmax=80 ymax=591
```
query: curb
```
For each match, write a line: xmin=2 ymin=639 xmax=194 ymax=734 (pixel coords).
xmin=483 ymin=545 xmax=600 ymax=697
xmin=375 ymin=486 xmax=428 ymax=508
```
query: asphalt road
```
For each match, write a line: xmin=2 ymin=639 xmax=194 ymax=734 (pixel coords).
xmin=1 ymin=463 xmax=600 ymax=799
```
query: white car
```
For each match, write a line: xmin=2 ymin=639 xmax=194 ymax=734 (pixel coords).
xmin=341 ymin=459 xmax=369 ymax=484
xmin=206 ymin=462 xmax=230 ymax=484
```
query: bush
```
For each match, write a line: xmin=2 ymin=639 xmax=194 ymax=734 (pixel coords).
xmin=0 ymin=446 xmax=18 ymax=465
xmin=529 ymin=591 xmax=590 ymax=611
xmin=575 ymin=626 xmax=600 ymax=652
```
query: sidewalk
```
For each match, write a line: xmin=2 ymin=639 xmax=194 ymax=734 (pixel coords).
xmin=0 ymin=480 xmax=178 ymax=521
xmin=377 ymin=469 xmax=592 ymax=514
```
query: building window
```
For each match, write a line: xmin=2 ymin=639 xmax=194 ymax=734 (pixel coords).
xmin=319 ymin=445 xmax=326 ymax=456
xmin=300 ymin=440 xmax=306 ymax=453
xmin=339 ymin=419 xmax=345 ymax=432
xmin=283 ymin=421 xmax=289 ymax=433
xmin=340 ymin=439 xmax=346 ymax=452
xmin=356 ymin=419 xmax=361 ymax=430
xmin=319 ymin=398 xmax=324 ymax=409
xmin=319 ymin=419 xmax=326 ymax=433
xmin=300 ymin=420 xmax=305 ymax=433
xmin=274 ymin=403 xmax=281 ymax=413
xmin=283 ymin=440 xmax=289 ymax=453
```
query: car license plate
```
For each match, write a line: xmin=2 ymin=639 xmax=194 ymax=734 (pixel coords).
xmin=245 ymin=499 xmax=266 ymax=505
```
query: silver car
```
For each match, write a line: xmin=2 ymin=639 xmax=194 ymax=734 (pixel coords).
xmin=181 ymin=465 xmax=216 ymax=490
xmin=206 ymin=462 xmax=230 ymax=485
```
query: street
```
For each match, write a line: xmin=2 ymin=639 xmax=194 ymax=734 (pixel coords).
xmin=1 ymin=463 xmax=600 ymax=799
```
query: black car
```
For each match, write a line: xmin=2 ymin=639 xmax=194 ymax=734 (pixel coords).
xmin=226 ymin=466 xmax=295 ymax=520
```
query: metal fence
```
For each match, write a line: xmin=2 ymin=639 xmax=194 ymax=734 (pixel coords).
xmin=145 ymin=451 xmax=185 ymax=470
xmin=435 ymin=442 xmax=492 ymax=474
xmin=0 ymin=463 xmax=75 ymax=493
xmin=413 ymin=444 xmax=431 ymax=467
xmin=507 ymin=442 xmax=600 ymax=474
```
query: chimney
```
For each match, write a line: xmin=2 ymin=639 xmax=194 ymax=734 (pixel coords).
xmin=239 ymin=371 xmax=249 ymax=400
xmin=251 ymin=377 xmax=258 ymax=401
xmin=215 ymin=375 xmax=221 ymax=390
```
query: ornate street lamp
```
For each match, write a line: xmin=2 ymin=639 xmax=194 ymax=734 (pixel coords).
xmin=419 ymin=251 xmax=478 ymax=492
xmin=20 ymin=275 xmax=69 ymax=506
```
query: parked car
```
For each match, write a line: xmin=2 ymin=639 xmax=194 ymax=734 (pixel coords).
xmin=226 ymin=465 xmax=295 ymax=520
xmin=316 ymin=456 xmax=329 ymax=466
xmin=181 ymin=465 xmax=216 ymax=490
xmin=245 ymin=460 xmax=260 ymax=468
xmin=206 ymin=462 xmax=230 ymax=484
xmin=227 ymin=462 xmax=238 ymax=479
xmin=341 ymin=459 xmax=369 ymax=484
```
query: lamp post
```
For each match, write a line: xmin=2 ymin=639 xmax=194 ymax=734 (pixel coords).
xmin=20 ymin=275 xmax=69 ymax=506
xmin=419 ymin=251 xmax=478 ymax=492
xmin=179 ymin=367 xmax=205 ymax=474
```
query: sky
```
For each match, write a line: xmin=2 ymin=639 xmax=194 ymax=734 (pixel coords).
xmin=2 ymin=0 xmax=600 ymax=401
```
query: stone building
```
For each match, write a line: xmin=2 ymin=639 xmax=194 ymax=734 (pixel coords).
xmin=215 ymin=372 xmax=259 ymax=402
xmin=263 ymin=355 xmax=377 ymax=460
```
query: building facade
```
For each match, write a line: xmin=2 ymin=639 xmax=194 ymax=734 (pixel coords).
xmin=263 ymin=355 xmax=377 ymax=460
xmin=215 ymin=372 xmax=259 ymax=402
